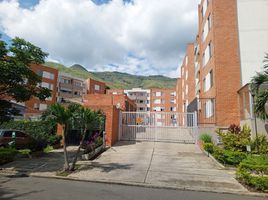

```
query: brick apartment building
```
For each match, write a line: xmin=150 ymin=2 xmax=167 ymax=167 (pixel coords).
xmin=177 ymin=0 xmax=268 ymax=132
xmin=150 ymin=88 xmax=177 ymax=112
xmin=25 ymin=64 xmax=58 ymax=119
xmin=57 ymin=72 xmax=86 ymax=104
xmin=85 ymin=78 xmax=106 ymax=94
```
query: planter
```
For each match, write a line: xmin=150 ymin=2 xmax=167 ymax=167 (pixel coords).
xmin=81 ymin=145 xmax=104 ymax=160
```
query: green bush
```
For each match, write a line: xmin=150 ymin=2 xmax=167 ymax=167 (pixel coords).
xmin=237 ymin=155 xmax=268 ymax=192
xmin=0 ymin=148 xmax=18 ymax=165
xmin=48 ymin=135 xmax=62 ymax=146
xmin=204 ymin=143 xmax=214 ymax=154
xmin=216 ymin=124 xmax=251 ymax=152
xmin=213 ymin=146 xmax=247 ymax=166
xmin=0 ymin=120 xmax=56 ymax=151
xmin=251 ymin=135 xmax=268 ymax=154
xmin=200 ymin=133 xmax=212 ymax=143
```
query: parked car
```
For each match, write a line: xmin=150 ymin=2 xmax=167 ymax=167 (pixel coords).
xmin=0 ymin=129 xmax=33 ymax=149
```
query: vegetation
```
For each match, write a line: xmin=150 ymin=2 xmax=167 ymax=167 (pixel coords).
xmin=0 ymin=120 xmax=56 ymax=151
xmin=0 ymin=37 xmax=51 ymax=122
xmin=216 ymin=124 xmax=251 ymax=152
xmin=200 ymin=133 xmax=212 ymax=144
xmin=45 ymin=61 xmax=176 ymax=89
xmin=250 ymin=53 xmax=268 ymax=120
xmin=213 ymin=146 xmax=247 ymax=166
xmin=203 ymin=143 xmax=214 ymax=154
xmin=0 ymin=148 xmax=18 ymax=165
xmin=42 ymin=103 xmax=105 ymax=172
xmin=237 ymin=155 xmax=268 ymax=192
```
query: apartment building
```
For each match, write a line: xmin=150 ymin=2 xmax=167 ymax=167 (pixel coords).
xmin=177 ymin=0 xmax=268 ymax=130
xmin=177 ymin=44 xmax=195 ymax=114
xmin=124 ymin=88 xmax=151 ymax=112
xmin=25 ymin=64 xmax=58 ymax=119
xmin=57 ymin=72 xmax=86 ymax=104
xmin=85 ymin=78 xmax=106 ymax=94
xmin=106 ymin=89 xmax=124 ymax=95
xmin=150 ymin=88 xmax=176 ymax=112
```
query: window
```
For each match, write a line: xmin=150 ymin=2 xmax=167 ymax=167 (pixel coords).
xmin=156 ymin=92 xmax=162 ymax=97
xmin=208 ymin=14 xmax=212 ymax=30
xmin=39 ymin=104 xmax=47 ymax=111
xmin=61 ymin=78 xmax=71 ymax=84
xmin=139 ymin=107 xmax=144 ymax=111
xmin=43 ymin=71 xmax=54 ymax=80
xmin=203 ymin=20 xmax=209 ymax=42
xmin=94 ymin=85 xmax=100 ymax=91
xmin=74 ymin=81 xmax=82 ymax=87
xmin=205 ymin=99 xmax=214 ymax=118
xmin=154 ymin=99 xmax=161 ymax=104
xmin=185 ymin=56 xmax=188 ymax=66
xmin=139 ymin=100 xmax=144 ymax=104
xmin=203 ymin=41 xmax=213 ymax=67
xmin=170 ymin=99 xmax=176 ymax=104
xmin=185 ymin=84 xmax=188 ymax=95
xmin=3 ymin=131 xmax=12 ymax=137
xmin=41 ymin=82 xmax=53 ymax=90
xmin=203 ymin=70 xmax=213 ymax=92
xmin=170 ymin=107 xmax=176 ymax=111
xmin=170 ymin=92 xmax=176 ymax=97
xmin=74 ymin=91 xmax=81 ymax=96
xmin=34 ymin=103 xmax=39 ymax=110
xmin=185 ymin=70 xmax=188 ymax=80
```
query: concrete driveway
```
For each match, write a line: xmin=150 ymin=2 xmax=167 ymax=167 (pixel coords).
xmin=70 ymin=141 xmax=248 ymax=194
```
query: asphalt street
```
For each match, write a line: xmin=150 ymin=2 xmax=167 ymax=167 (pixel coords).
xmin=0 ymin=176 xmax=266 ymax=200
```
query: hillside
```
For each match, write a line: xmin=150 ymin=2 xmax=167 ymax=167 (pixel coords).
xmin=44 ymin=62 xmax=176 ymax=89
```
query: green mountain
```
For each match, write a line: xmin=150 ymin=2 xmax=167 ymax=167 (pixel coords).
xmin=44 ymin=62 xmax=176 ymax=89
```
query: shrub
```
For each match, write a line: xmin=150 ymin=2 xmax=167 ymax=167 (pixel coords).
xmin=200 ymin=133 xmax=212 ymax=143
xmin=251 ymin=135 xmax=268 ymax=154
xmin=0 ymin=120 xmax=56 ymax=151
xmin=237 ymin=155 xmax=268 ymax=192
xmin=204 ymin=143 xmax=214 ymax=154
xmin=48 ymin=135 xmax=62 ymax=146
xmin=216 ymin=124 xmax=251 ymax=152
xmin=0 ymin=148 xmax=18 ymax=165
xmin=213 ymin=146 xmax=247 ymax=166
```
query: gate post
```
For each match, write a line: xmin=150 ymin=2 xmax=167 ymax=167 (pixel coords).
xmin=118 ymin=110 xmax=122 ymax=141
xmin=194 ymin=111 xmax=198 ymax=144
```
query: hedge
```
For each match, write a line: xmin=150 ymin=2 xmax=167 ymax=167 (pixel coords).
xmin=0 ymin=120 xmax=56 ymax=151
xmin=237 ymin=155 xmax=268 ymax=192
xmin=212 ymin=146 xmax=247 ymax=166
xmin=0 ymin=148 xmax=18 ymax=165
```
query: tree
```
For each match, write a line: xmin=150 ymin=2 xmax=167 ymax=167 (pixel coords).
xmin=0 ymin=37 xmax=51 ymax=122
xmin=250 ymin=53 xmax=268 ymax=120
xmin=42 ymin=103 xmax=71 ymax=171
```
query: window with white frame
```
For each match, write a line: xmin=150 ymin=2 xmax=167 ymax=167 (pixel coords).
xmin=185 ymin=70 xmax=188 ymax=80
xmin=185 ymin=84 xmax=188 ymax=95
xmin=203 ymin=20 xmax=209 ymax=42
xmin=185 ymin=56 xmax=188 ymax=66
xmin=41 ymin=82 xmax=53 ymax=90
xmin=39 ymin=103 xmax=47 ymax=111
xmin=203 ymin=71 xmax=213 ymax=92
xmin=205 ymin=99 xmax=214 ymax=118
xmin=170 ymin=99 xmax=176 ymax=104
xmin=208 ymin=14 xmax=212 ymax=30
xmin=203 ymin=41 xmax=212 ymax=67
xmin=170 ymin=92 xmax=176 ymax=97
xmin=154 ymin=99 xmax=161 ymax=104
xmin=170 ymin=107 xmax=176 ymax=112
xmin=156 ymin=92 xmax=162 ymax=97
xmin=43 ymin=71 xmax=54 ymax=80
xmin=94 ymin=84 xmax=100 ymax=91
xmin=202 ymin=0 xmax=208 ymax=17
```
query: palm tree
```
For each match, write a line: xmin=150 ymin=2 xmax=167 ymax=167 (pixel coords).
xmin=42 ymin=103 xmax=71 ymax=171
xmin=250 ymin=53 xmax=268 ymax=120
xmin=70 ymin=107 xmax=94 ymax=171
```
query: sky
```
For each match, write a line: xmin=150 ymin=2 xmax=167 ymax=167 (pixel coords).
xmin=0 ymin=0 xmax=198 ymax=78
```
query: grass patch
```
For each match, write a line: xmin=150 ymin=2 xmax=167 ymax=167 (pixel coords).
xmin=43 ymin=146 xmax=54 ymax=153
xmin=56 ymin=171 xmax=71 ymax=177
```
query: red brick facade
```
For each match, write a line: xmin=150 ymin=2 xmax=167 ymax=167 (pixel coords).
xmin=85 ymin=78 xmax=106 ymax=94
xmin=150 ymin=88 xmax=176 ymax=112
xmin=25 ymin=64 xmax=58 ymax=119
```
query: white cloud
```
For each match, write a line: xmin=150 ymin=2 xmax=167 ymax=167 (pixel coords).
xmin=0 ymin=0 xmax=198 ymax=77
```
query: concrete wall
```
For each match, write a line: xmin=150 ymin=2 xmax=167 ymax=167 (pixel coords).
xmin=237 ymin=0 xmax=268 ymax=85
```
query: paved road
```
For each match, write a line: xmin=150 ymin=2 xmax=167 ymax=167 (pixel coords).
xmin=0 ymin=177 xmax=265 ymax=200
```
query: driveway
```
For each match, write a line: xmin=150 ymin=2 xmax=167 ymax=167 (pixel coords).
xmin=69 ymin=141 xmax=248 ymax=194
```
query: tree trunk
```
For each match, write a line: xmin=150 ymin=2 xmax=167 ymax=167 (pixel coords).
xmin=70 ymin=127 xmax=87 ymax=171
xmin=62 ymin=125 xmax=70 ymax=171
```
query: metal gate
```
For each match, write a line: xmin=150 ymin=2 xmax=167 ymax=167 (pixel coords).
xmin=119 ymin=112 xmax=197 ymax=144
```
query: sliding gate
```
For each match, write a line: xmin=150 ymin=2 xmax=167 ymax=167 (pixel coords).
xmin=119 ymin=112 xmax=197 ymax=143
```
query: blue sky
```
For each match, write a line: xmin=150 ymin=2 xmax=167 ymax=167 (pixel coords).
xmin=0 ymin=0 xmax=198 ymax=77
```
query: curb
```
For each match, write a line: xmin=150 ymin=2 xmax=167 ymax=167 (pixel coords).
xmin=201 ymin=149 xmax=225 ymax=169
xmin=30 ymin=173 xmax=268 ymax=198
